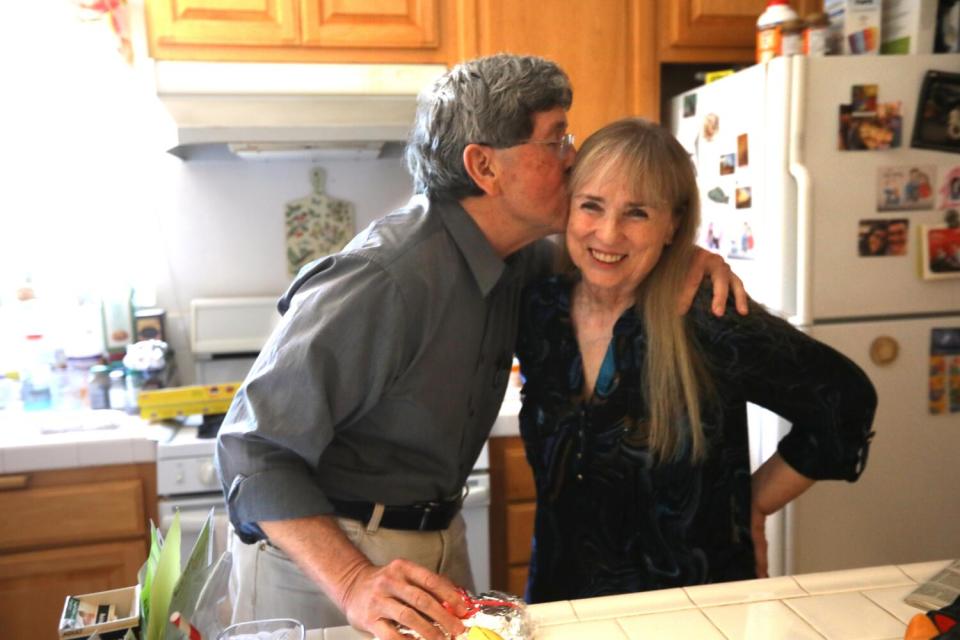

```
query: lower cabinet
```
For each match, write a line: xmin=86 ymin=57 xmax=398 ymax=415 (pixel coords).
xmin=0 ymin=463 xmax=157 ymax=640
xmin=489 ymin=436 xmax=536 ymax=598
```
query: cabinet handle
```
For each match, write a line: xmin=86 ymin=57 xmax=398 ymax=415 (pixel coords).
xmin=0 ymin=474 xmax=28 ymax=491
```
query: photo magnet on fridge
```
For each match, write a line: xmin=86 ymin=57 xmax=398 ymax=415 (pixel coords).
xmin=683 ymin=94 xmax=697 ymax=118
xmin=876 ymin=165 xmax=936 ymax=211
xmin=858 ymin=218 xmax=909 ymax=256
xmin=737 ymin=133 xmax=749 ymax=167
xmin=929 ymin=328 xmax=960 ymax=415
xmin=920 ymin=224 xmax=960 ymax=279
xmin=940 ymin=166 xmax=960 ymax=208
xmin=911 ymin=70 xmax=960 ymax=154
xmin=735 ymin=186 xmax=752 ymax=209
xmin=720 ymin=153 xmax=736 ymax=176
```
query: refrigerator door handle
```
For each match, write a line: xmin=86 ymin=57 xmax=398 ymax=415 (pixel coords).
xmin=788 ymin=55 xmax=813 ymax=328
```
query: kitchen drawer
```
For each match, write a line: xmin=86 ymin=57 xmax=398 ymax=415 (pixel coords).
xmin=503 ymin=444 xmax=535 ymax=501
xmin=0 ymin=478 xmax=146 ymax=552
xmin=505 ymin=501 xmax=535 ymax=565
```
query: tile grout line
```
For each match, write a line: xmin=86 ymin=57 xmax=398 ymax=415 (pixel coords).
xmin=855 ymin=590 xmax=910 ymax=627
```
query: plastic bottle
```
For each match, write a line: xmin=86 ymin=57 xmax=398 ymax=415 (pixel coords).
xmin=757 ymin=0 xmax=801 ymax=63
xmin=108 ymin=368 xmax=127 ymax=411
xmin=21 ymin=334 xmax=52 ymax=411
xmin=88 ymin=365 xmax=111 ymax=410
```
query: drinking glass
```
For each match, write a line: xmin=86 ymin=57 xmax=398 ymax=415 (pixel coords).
xmin=216 ymin=618 xmax=305 ymax=640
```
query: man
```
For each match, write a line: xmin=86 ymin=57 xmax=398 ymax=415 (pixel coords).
xmin=216 ymin=53 xmax=746 ymax=640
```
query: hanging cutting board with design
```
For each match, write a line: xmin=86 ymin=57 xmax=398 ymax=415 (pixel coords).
xmin=285 ymin=167 xmax=356 ymax=275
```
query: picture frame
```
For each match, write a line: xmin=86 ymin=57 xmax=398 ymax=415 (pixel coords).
xmin=911 ymin=70 xmax=960 ymax=154
xmin=920 ymin=224 xmax=960 ymax=280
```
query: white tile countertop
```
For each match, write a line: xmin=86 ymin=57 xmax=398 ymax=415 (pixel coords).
xmin=307 ymin=560 xmax=952 ymax=640
xmin=0 ymin=409 xmax=160 ymax=473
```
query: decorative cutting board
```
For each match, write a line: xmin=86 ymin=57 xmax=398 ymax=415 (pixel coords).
xmin=285 ymin=167 xmax=356 ymax=275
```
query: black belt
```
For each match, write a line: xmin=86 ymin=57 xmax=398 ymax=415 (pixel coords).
xmin=329 ymin=495 xmax=463 ymax=531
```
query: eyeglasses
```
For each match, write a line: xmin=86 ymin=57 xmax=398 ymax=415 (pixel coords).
xmin=478 ymin=133 xmax=576 ymax=158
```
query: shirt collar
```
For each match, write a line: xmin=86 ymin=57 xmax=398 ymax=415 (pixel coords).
xmin=436 ymin=199 xmax=507 ymax=297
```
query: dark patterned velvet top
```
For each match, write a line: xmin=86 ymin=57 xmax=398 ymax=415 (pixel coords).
xmin=516 ymin=275 xmax=877 ymax=603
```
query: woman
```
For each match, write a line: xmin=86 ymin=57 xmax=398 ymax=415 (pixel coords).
xmin=516 ymin=118 xmax=877 ymax=603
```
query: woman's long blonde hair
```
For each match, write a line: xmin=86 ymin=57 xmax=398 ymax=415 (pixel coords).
xmin=568 ymin=118 xmax=713 ymax=462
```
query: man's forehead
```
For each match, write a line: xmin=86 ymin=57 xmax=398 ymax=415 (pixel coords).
xmin=532 ymin=107 xmax=568 ymax=133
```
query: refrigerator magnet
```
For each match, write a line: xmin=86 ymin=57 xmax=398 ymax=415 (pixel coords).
xmin=735 ymin=186 xmax=752 ymax=209
xmin=839 ymin=101 xmax=903 ymax=150
xmin=876 ymin=165 xmax=936 ymax=211
xmin=920 ymin=224 xmax=960 ymax=279
xmin=683 ymin=93 xmax=697 ymax=118
xmin=910 ymin=70 xmax=960 ymax=155
xmin=852 ymin=84 xmax=879 ymax=114
xmin=702 ymin=113 xmax=719 ymax=142
xmin=720 ymin=153 xmax=736 ymax=176
xmin=858 ymin=218 xmax=909 ymax=256
xmin=724 ymin=220 xmax=755 ymax=260
xmin=737 ymin=134 xmax=749 ymax=167
xmin=929 ymin=328 xmax=960 ymax=415
xmin=940 ymin=166 xmax=960 ymax=208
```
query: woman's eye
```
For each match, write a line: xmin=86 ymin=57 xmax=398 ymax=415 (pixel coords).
xmin=626 ymin=208 xmax=649 ymax=219
xmin=579 ymin=201 xmax=602 ymax=213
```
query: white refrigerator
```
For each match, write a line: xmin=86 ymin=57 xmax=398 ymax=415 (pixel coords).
xmin=670 ymin=53 xmax=960 ymax=576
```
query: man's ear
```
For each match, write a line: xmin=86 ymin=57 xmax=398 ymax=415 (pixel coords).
xmin=463 ymin=143 xmax=500 ymax=196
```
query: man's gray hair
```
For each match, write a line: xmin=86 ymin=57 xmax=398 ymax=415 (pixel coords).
xmin=405 ymin=53 xmax=572 ymax=201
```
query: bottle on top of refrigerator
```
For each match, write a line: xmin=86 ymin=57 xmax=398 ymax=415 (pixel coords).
xmin=757 ymin=0 xmax=800 ymax=63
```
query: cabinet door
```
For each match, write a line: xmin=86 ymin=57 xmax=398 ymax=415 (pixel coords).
xmin=300 ymin=0 xmax=439 ymax=49
xmin=146 ymin=0 xmax=300 ymax=48
xmin=659 ymin=0 xmax=820 ymax=62
xmin=473 ymin=0 xmax=657 ymax=136
xmin=0 ymin=540 xmax=144 ymax=640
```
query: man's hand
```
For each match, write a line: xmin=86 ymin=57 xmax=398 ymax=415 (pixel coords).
xmin=750 ymin=502 xmax=769 ymax=579
xmin=260 ymin=516 xmax=468 ymax=640
xmin=678 ymin=247 xmax=749 ymax=317
xmin=339 ymin=559 xmax=467 ymax=640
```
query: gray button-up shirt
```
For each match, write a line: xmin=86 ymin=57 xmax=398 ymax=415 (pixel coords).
xmin=216 ymin=196 xmax=554 ymax=541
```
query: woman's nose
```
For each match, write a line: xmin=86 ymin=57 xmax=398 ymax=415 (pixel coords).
xmin=595 ymin=213 xmax=621 ymax=244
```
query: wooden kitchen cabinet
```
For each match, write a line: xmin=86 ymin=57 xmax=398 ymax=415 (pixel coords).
xmin=468 ymin=0 xmax=658 ymax=139
xmin=489 ymin=436 xmax=536 ymax=596
xmin=144 ymin=0 xmax=468 ymax=64
xmin=0 ymin=463 xmax=157 ymax=640
xmin=658 ymin=0 xmax=821 ymax=63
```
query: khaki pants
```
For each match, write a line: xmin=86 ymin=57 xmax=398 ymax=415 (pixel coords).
xmin=229 ymin=513 xmax=474 ymax=630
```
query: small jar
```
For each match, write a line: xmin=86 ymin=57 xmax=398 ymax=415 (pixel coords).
xmin=88 ymin=365 xmax=110 ymax=410
xmin=782 ymin=19 xmax=805 ymax=56
xmin=108 ymin=369 xmax=127 ymax=412
xmin=803 ymin=12 xmax=830 ymax=56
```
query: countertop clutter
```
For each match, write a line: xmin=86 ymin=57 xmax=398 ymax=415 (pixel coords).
xmin=309 ymin=560 xmax=953 ymax=640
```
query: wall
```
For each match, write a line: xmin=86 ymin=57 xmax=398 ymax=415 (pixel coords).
xmin=152 ymin=153 xmax=416 ymax=384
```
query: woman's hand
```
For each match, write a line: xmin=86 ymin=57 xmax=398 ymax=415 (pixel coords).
xmin=750 ymin=502 xmax=770 ymax=579
xmin=678 ymin=247 xmax=749 ymax=317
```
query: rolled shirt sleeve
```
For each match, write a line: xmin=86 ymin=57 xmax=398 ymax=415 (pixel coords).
xmin=216 ymin=253 xmax=411 ymax=540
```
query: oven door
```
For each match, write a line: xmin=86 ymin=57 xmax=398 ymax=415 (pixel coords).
xmin=158 ymin=493 xmax=230 ymax=569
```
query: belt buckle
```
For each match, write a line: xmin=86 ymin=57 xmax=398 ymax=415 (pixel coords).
xmin=418 ymin=501 xmax=440 ymax=531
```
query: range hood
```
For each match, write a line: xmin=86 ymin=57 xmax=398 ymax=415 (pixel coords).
xmin=151 ymin=61 xmax=446 ymax=160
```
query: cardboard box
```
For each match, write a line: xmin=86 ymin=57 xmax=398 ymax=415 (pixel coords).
xmin=59 ymin=585 xmax=139 ymax=640
xmin=881 ymin=0 xmax=938 ymax=53
xmin=826 ymin=0 xmax=883 ymax=54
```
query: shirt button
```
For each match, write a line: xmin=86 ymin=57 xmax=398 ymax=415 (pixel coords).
xmin=576 ymin=453 xmax=582 ymax=459
xmin=576 ymin=473 xmax=584 ymax=481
